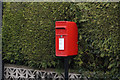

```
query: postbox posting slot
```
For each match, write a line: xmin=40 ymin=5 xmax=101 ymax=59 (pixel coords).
xmin=56 ymin=28 xmax=65 ymax=29
xmin=56 ymin=26 xmax=67 ymax=36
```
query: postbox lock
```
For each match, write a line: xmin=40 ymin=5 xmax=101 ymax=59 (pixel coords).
xmin=60 ymin=35 xmax=62 ymax=38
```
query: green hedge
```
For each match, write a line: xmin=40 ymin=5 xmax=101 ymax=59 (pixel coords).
xmin=74 ymin=2 xmax=119 ymax=78
xmin=2 ymin=2 xmax=119 ymax=78
xmin=2 ymin=2 xmax=80 ymax=68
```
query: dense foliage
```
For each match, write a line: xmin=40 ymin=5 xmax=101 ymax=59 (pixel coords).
xmin=74 ymin=2 xmax=120 ymax=79
xmin=2 ymin=2 xmax=119 ymax=78
xmin=2 ymin=2 xmax=80 ymax=68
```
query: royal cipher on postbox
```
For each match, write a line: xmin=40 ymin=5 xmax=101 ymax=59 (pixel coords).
xmin=55 ymin=21 xmax=78 ymax=57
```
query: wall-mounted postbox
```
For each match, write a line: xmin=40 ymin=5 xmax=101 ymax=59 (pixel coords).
xmin=55 ymin=21 xmax=78 ymax=57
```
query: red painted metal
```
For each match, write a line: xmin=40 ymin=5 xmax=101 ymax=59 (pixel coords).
xmin=55 ymin=21 xmax=78 ymax=56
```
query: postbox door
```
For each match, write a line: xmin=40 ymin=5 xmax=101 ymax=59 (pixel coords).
xmin=55 ymin=27 xmax=68 ymax=56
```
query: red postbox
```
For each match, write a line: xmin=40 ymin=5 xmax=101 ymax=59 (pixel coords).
xmin=55 ymin=21 xmax=78 ymax=57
